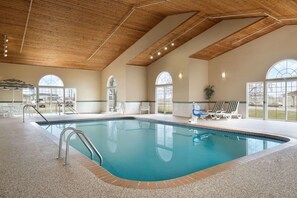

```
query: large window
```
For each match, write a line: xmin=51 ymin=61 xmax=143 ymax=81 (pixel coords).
xmin=247 ymin=59 xmax=297 ymax=121
xmin=39 ymin=75 xmax=64 ymax=87
xmin=107 ymin=76 xmax=117 ymax=112
xmin=38 ymin=75 xmax=76 ymax=114
xmin=266 ymin=59 xmax=297 ymax=79
xmin=38 ymin=75 xmax=64 ymax=113
xmin=267 ymin=60 xmax=297 ymax=121
xmin=155 ymin=72 xmax=173 ymax=114
xmin=247 ymin=82 xmax=264 ymax=119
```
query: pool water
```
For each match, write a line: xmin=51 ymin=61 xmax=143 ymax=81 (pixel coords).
xmin=41 ymin=118 xmax=284 ymax=181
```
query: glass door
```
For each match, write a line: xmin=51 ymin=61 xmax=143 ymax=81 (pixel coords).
xmin=65 ymin=88 xmax=77 ymax=113
xmin=38 ymin=87 xmax=64 ymax=114
xmin=267 ymin=81 xmax=286 ymax=120
xmin=287 ymin=80 xmax=297 ymax=121
xmin=164 ymin=86 xmax=173 ymax=114
xmin=247 ymin=82 xmax=264 ymax=119
xmin=156 ymin=86 xmax=173 ymax=114
xmin=107 ymin=88 xmax=116 ymax=112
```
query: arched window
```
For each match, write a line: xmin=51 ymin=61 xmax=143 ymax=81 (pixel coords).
xmin=38 ymin=75 xmax=64 ymax=114
xmin=266 ymin=59 xmax=297 ymax=79
xmin=155 ymin=72 xmax=173 ymax=114
xmin=156 ymin=72 xmax=173 ymax=85
xmin=265 ymin=59 xmax=297 ymax=121
xmin=107 ymin=76 xmax=117 ymax=112
xmin=39 ymin=75 xmax=64 ymax=87
xmin=247 ymin=59 xmax=297 ymax=121
xmin=107 ymin=76 xmax=117 ymax=87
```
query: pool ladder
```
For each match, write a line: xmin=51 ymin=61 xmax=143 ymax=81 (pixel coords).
xmin=57 ymin=127 xmax=103 ymax=166
xmin=23 ymin=104 xmax=49 ymax=124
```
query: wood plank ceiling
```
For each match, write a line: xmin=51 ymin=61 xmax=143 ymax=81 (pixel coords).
xmin=1 ymin=0 xmax=297 ymax=70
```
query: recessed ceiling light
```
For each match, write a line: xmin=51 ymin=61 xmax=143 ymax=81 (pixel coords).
xmin=171 ymin=42 xmax=175 ymax=46
xmin=164 ymin=47 xmax=167 ymax=50
xmin=157 ymin=52 xmax=161 ymax=56
xmin=150 ymin=55 xmax=153 ymax=59
xmin=4 ymin=54 xmax=7 ymax=57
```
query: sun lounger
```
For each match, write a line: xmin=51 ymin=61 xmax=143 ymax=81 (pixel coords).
xmin=214 ymin=101 xmax=242 ymax=120
xmin=207 ymin=101 xmax=225 ymax=119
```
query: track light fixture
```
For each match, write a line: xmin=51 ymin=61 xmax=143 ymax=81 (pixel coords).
xmin=3 ymin=35 xmax=8 ymax=57
xmin=148 ymin=17 xmax=209 ymax=60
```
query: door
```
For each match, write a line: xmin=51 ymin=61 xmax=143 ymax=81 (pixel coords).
xmin=38 ymin=87 xmax=64 ymax=114
xmin=65 ymin=88 xmax=77 ymax=113
xmin=247 ymin=82 xmax=264 ymax=119
xmin=156 ymin=85 xmax=173 ymax=114
xmin=286 ymin=80 xmax=297 ymax=121
xmin=266 ymin=81 xmax=286 ymax=120
xmin=107 ymin=88 xmax=116 ymax=112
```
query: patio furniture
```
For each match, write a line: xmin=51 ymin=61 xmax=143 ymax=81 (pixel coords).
xmin=214 ymin=101 xmax=242 ymax=120
xmin=189 ymin=103 xmax=208 ymax=123
xmin=139 ymin=102 xmax=150 ymax=114
xmin=208 ymin=101 xmax=225 ymax=119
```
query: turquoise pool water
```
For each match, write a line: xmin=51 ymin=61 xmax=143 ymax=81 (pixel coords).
xmin=40 ymin=118 xmax=284 ymax=181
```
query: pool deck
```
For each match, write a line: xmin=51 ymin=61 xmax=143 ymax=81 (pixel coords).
xmin=1 ymin=114 xmax=297 ymax=197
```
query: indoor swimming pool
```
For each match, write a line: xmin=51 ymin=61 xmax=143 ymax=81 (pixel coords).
xmin=40 ymin=118 xmax=285 ymax=181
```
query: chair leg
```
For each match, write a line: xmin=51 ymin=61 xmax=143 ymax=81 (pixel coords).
xmin=215 ymin=114 xmax=222 ymax=120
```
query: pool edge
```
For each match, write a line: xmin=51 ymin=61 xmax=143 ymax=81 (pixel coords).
xmin=33 ymin=115 xmax=297 ymax=190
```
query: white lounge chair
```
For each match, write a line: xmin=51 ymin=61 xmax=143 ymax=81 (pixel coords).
xmin=139 ymin=102 xmax=150 ymax=114
xmin=214 ymin=101 xmax=242 ymax=120
xmin=208 ymin=101 xmax=225 ymax=119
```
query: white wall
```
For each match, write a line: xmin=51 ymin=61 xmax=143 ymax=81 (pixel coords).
xmin=147 ymin=18 xmax=259 ymax=116
xmin=100 ymin=12 xmax=195 ymax=113
xmin=209 ymin=25 xmax=297 ymax=100
xmin=0 ymin=63 xmax=101 ymax=113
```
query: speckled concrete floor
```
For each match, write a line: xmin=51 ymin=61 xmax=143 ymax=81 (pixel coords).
xmin=1 ymin=115 xmax=297 ymax=197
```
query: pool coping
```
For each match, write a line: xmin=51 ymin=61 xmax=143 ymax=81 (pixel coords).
xmin=32 ymin=115 xmax=297 ymax=190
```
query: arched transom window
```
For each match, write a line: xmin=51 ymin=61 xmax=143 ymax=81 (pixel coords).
xmin=266 ymin=59 xmax=297 ymax=79
xmin=107 ymin=76 xmax=117 ymax=87
xmin=39 ymin=75 xmax=64 ymax=87
xmin=156 ymin=72 xmax=173 ymax=85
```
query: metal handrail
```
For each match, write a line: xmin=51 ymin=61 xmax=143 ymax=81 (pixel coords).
xmin=57 ymin=127 xmax=94 ymax=161
xmin=66 ymin=106 xmax=79 ymax=114
xmin=23 ymin=104 xmax=49 ymax=124
xmin=57 ymin=127 xmax=103 ymax=166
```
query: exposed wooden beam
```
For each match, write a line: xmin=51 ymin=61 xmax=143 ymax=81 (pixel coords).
xmin=87 ymin=7 xmax=136 ymax=61
xmin=127 ymin=12 xmax=220 ymax=66
xmin=135 ymin=0 xmax=170 ymax=9
xmin=190 ymin=17 xmax=284 ymax=60
xmin=87 ymin=0 xmax=169 ymax=61
xmin=20 ymin=0 xmax=33 ymax=54
xmin=208 ymin=9 xmax=267 ymax=20
xmin=1 ymin=0 xmax=297 ymax=71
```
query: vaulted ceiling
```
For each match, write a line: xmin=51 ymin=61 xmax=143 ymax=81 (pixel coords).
xmin=1 ymin=0 xmax=297 ymax=71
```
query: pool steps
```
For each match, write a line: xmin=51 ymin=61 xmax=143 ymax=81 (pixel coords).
xmin=57 ymin=127 xmax=103 ymax=166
